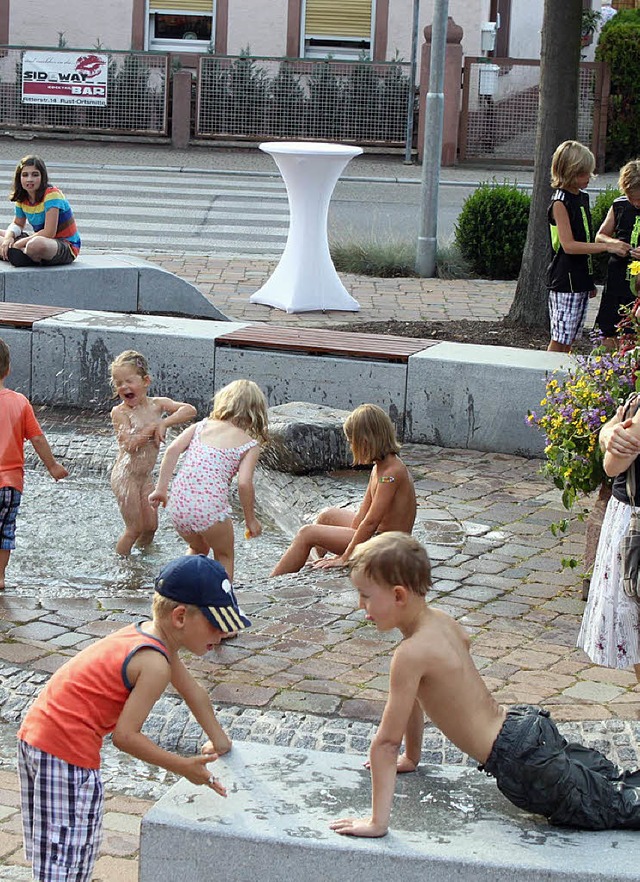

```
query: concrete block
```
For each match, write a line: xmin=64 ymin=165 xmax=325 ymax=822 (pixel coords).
xmin=0 ymin=254 xmax=230 ymax=320
xmin=0 ymin=326 xmax=31 ymax=395
xmin=1 ymin=255 xmax=139 ymax=312
xmin=31 ymin=310 xmax=248 ymax=413
xmin=406 ymin=342 xmax=571 ymax=457
xmin=140 ymin=742 xmax=638 ymax=882
xmin=137 ymin=263 xmax=229 ymax=320
xmin=214 ymin=349 xmax=407 ymax=437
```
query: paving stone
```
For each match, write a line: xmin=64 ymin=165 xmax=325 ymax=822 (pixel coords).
xmin=270 ymin=691 xmax=341 ymax=714
xmin=7 ymin=622 xmax=66 ymax=642
xmin=0 ymin=645 xmax=47 ymax=664
xmin=562 ymin=681 xmax=626 ymax=703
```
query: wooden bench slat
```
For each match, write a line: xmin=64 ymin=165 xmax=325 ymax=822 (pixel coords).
xmin=217 ymin=326 xmax=436 ymax=362
xmin=0 ymin=303 xmax=72 ymax=328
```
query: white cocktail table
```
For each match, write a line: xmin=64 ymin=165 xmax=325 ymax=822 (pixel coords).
xmin=250 ymin=141 xmax=362 ymax=313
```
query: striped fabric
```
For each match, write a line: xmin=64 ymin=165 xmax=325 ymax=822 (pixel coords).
xmin=15 ymin=186 xmax=81 ymax=255
xmin=18 ymin=740 xmax=104 ymax=882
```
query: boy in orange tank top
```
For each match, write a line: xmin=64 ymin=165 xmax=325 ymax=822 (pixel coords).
xmin=0 ymin=337 xmax=68 ymax=589
xmin=17 ymin=555 xmax=247 ymax=882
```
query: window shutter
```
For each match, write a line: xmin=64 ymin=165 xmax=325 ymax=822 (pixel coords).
xmin=149 ymin=1 xmax=213 ymax=12
xmin=305 ymin=0 xmax=372 ymax=38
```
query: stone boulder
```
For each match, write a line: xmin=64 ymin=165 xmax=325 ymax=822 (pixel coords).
xmin=262 ymin=402 xmax=352 ymax=474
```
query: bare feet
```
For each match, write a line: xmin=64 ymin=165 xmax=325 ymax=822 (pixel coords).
xmin=364 ymin=753 xmax=417 ymax=774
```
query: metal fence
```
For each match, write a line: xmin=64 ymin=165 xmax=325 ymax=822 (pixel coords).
xmin=195 ymin=55 xmax=412 ymax=145
xmin=459 ymin=59 xmax=610 ymax=169
xmin=0 ymin=47 xmax=169 ymax=136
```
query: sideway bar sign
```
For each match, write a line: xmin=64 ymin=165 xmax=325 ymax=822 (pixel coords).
xmin=21 ymin=51 xmax=109 ymax=106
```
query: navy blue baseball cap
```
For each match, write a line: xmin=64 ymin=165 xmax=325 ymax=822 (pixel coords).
xmin=155 ymin=555 xmax=251 ymax=634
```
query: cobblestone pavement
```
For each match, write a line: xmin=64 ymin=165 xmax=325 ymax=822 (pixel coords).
xmin=138 ymin=253 xmax=519 ymax=326
xmin=0 ymin=256 xmax=632 ymax=877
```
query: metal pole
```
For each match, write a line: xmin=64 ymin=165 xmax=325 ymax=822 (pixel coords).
xmin=403 ymin=0 xmax=421 ymax=164
xmin=415 ymin=0 xmax=449 ymax=277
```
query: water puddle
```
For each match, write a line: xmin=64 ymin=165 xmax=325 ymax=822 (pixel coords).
xmin=14 ymin=471 xmax=290 ymax=597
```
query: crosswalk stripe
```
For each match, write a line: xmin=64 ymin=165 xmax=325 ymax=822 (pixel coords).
xmin=0 ymin=165 xmax=292 ymax=258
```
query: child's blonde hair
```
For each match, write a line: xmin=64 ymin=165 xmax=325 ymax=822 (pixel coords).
xmin=152 ymin=593 xmax=201 ymax=621
xmin=349 ymin=532 xmax=431 ymax=597
xmin=343 ymin=404 xmax=400 ymax=465
xmin=0 ymin=338 xmax=9 ymax=379
xmin=550 ymin=140 xmax=595 ymax=190
xmin=210 ymin=379 xmax=268 ymax=443
xmin=619 ymin=159 xmax=640 ymax=195
xmin=109 ymin=350 xmax=151 ymax=384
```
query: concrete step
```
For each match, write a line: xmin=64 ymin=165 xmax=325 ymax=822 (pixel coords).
xmin=140 ymin=741 xmax=637 ymax=882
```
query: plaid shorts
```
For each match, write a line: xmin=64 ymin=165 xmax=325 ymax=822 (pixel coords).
xmin=18 ymin=740 xmax=104 ymax=882
xmin=548 ymin=290 xmax=590 ymax=345
xmin=0 ymin=487 xmax=21 ymax=550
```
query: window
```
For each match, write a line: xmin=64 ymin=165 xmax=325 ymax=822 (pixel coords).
xmin=148 ymin=1 xmax=215 ymax=52
xmin=302 ymin=0 xmax=374 ymax=60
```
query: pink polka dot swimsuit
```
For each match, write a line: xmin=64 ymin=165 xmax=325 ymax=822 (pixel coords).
xmin=168 ymin=420 xmax=258 ymax=534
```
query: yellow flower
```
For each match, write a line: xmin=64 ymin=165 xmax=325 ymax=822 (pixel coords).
xmin=629 ymin=260 xmax=640 ymax=277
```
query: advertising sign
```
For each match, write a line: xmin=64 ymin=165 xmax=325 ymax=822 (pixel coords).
xmin=21 ymin=51 xmax=109 ymax=106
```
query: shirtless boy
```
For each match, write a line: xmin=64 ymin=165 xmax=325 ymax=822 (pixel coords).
xmin=331 ymin=533 xmax=640 ymax=836
xmin=270 ymin=404 xmax=416 ymax=576
xmin=109 ymin=350 xmax=196 ymax=556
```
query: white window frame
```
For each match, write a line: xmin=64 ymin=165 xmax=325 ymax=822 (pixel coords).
xmin=300 ymin=0 xmax=375 ymax=60
xmin=146 ymin=3 xmax=215 ymax=53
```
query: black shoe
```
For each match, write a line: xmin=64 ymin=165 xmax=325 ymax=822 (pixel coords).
xmin=7 ymin=248 xmax=37 ymax=267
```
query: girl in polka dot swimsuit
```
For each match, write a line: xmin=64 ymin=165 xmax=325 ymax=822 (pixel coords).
xmin=149 ymin=380 xmax=268 ymax=579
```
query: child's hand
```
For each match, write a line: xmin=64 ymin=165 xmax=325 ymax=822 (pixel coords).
xmin=48 ymin=463 xmax=69 ymax=481
xmin=148 ymin=489 xmax=167 ymax=509
xmin=181 ymin=753 xmax=227 ymax=796
xmin=245 ymin=518 xmax=262 ymax=539
xmin=313 ymin=555 xmax=347 ymax=570
xmin=609 ymin=240 xmax=631 ymax=258
xmin=203 ymin=736 xmax=232 ymax=757
xmin=154 ymin=421 xmax=168 ymax=444
xmin=330 ymin=816 xmax=388 ymax=838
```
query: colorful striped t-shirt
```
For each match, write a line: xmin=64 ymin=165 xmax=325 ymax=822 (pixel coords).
xmin=15 ymin=185 xmax=81 ymax=255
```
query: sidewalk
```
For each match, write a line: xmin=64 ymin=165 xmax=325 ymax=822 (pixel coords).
xmin=140 ymin=254 xmax=518 ymax=325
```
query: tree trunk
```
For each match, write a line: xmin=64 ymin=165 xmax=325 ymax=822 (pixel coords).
xmin=506 ymin=0 xmax=584 ymax=329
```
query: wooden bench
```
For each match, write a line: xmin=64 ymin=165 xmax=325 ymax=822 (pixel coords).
xmin=0 ymin=302 xmax=72 ymax=328
xmin=216 ymin=325 xmax=437 ymax=363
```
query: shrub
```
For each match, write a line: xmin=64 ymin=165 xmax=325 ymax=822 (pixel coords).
xmin=595 ymin=12 xmax=640 ymax=170
xmin=454 ymin=183 xmax=530 ymax=279
xmin=590 ymin=185 xmax=621 ymax=283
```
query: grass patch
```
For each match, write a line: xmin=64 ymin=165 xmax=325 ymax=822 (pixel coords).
xmin=330 ymin=237 xmax=473 ymax=279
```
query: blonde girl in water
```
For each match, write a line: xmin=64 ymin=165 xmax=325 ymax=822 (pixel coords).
xmin=110 ymin=351 xmax=196 ymax=556
xmin=149 ymin=379 xmax=268 ymax=580
xmin=270 ymin=403 xmax=416 ymax=576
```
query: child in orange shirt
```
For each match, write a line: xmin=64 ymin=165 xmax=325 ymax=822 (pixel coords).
xmin=0 ymin=338 xmax=68 ymax=588
xmin=18 ymin=554 xmax=246 ymax=882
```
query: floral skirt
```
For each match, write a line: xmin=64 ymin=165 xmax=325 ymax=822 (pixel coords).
xmin=577 ymin=496 xmax=640 ymax=668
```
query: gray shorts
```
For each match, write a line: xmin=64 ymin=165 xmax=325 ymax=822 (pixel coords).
xmin=40 ymin=239 xmax=77 ymax=266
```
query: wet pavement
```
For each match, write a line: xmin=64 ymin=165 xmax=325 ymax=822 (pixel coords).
xmin=0 ymin=256 xmax=635 ymax=877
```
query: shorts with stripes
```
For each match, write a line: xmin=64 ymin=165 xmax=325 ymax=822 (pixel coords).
xmin=0 ymin=487 xmax=21 ymax=550
xmin=548 ymin=290 xmax=590 ymax=345
xmin=18 ymin=739 xmax=104 ymax=882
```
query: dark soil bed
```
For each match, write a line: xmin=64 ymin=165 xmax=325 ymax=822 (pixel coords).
xmin=332 ymin=318 xmax=593 ymax=354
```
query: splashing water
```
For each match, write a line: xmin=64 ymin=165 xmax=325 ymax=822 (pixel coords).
xmin=14 ymin=471 xmax=290 ymax=597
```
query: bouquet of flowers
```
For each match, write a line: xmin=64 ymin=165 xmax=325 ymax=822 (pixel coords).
xmin=528 ymin=348 xmax=637 ymax=512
